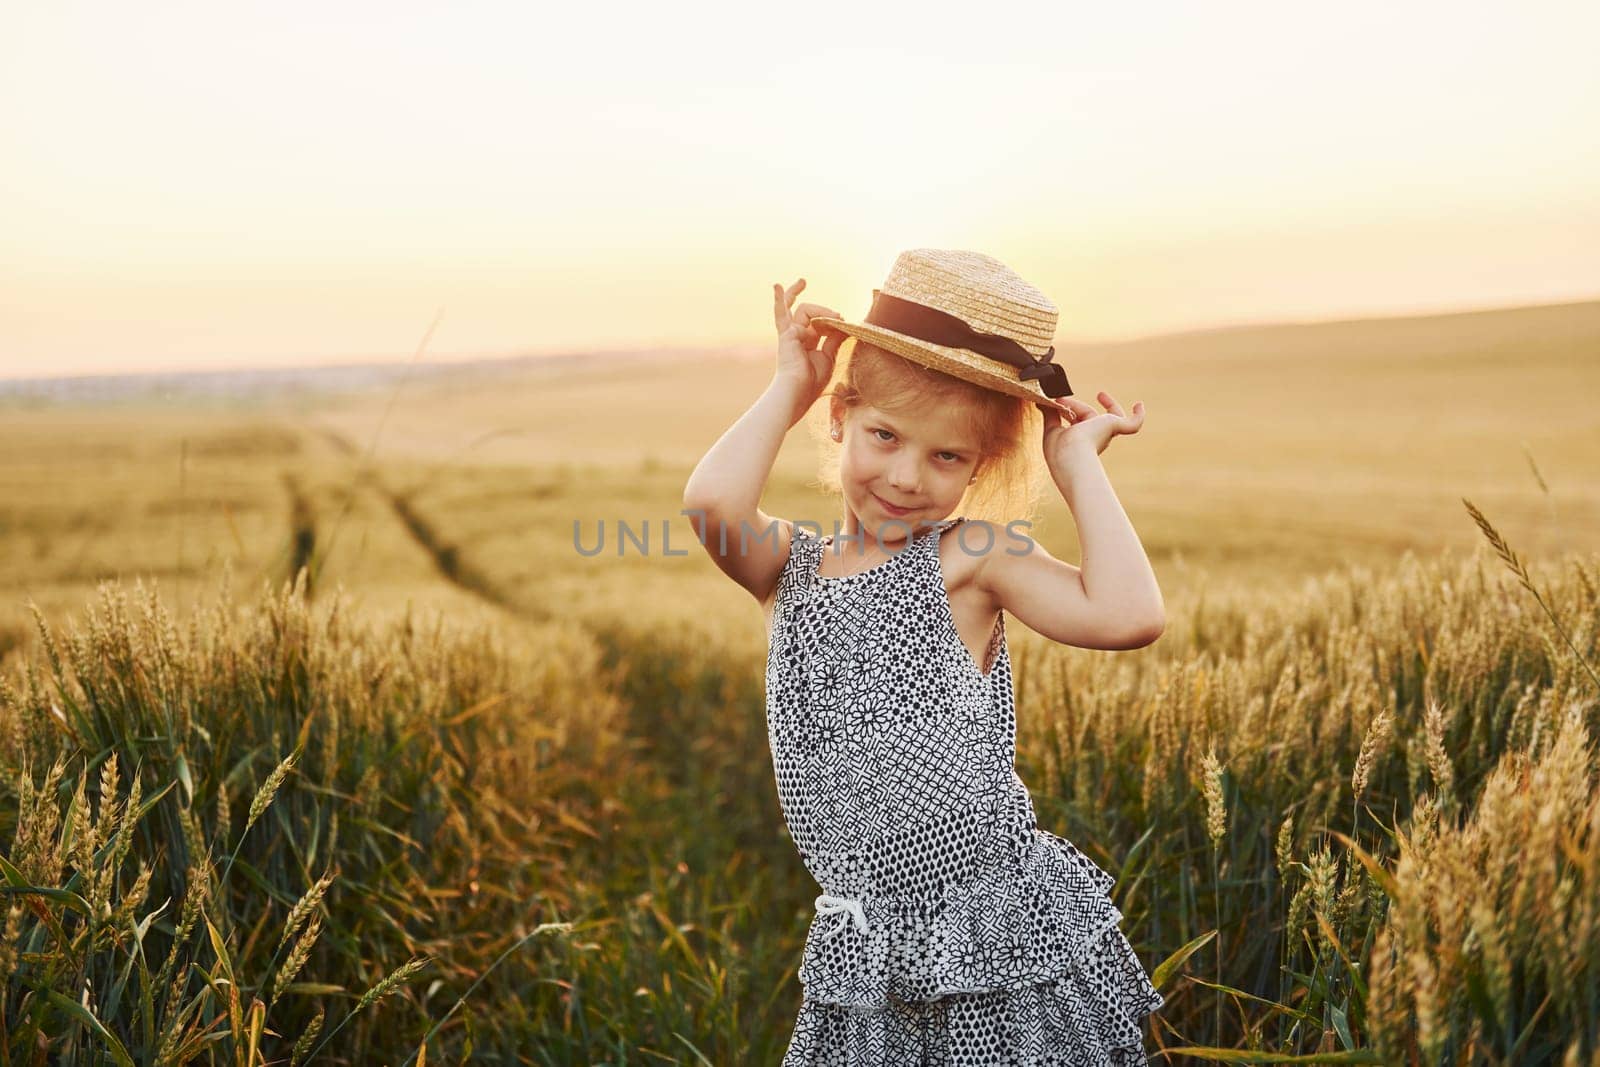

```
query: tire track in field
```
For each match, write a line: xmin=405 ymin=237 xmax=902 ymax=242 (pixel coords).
xmin=382 ymin=488 xmax=525 ymax=613
xmin=311 ymin=423 xmax=534 ymax=618
xmin=312 ymin=424 xmax=358 ymax=458
xmin=280 ymin=471 xmax=318 ymax=596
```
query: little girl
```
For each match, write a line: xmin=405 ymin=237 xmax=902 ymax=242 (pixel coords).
xmin=683 ymin=249 xmax=1165 ymax=1065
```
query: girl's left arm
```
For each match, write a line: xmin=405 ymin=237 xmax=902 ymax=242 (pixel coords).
xmin=976 ymin=395 xmax=1164 ymax=651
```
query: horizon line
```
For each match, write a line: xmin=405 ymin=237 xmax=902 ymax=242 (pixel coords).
xmin=4 ymin=289 xmax=1597 ymax=386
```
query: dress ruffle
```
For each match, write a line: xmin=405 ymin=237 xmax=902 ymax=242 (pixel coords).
xmin=784 ymin=921 xmax=1162 ymax=1066
xmin=797 ymin=823 xmax=1161 ymax=1016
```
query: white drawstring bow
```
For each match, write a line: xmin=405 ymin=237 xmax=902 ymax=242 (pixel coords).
xmin=815 ymin=893 xmax=870 ymax=938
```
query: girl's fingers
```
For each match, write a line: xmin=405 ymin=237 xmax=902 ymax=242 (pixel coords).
xmin=793 ymin=302 xmax=842 ymax=341
xmin=793 ymin=298 xmax=846 ymax=354
xmin=1057 ymin=397 xmax=1097 ymax=421
xmin=773 ymin=283 xmax=792 ymax=329
xmin=774 ymin=280 xmax=806 ymax=329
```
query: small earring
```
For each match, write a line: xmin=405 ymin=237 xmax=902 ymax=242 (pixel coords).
xmin=830 ymin=422 xmax=841 ymax=440
xmin=968 ymin=475 xmax=976 ymax=484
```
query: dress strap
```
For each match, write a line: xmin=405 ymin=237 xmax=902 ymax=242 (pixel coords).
xmin=777 ymin=520 xmax=822 ymax=606
xmin=922 ymin=515 xmax=965 ymax=562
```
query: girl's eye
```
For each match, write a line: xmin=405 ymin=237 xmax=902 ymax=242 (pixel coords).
xmin=870 ymin=429 xmax=959 ymax=463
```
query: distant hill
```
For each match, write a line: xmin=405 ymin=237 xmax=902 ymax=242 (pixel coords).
xmin=0 ymin=345 xmax=761 ymax=408
xmin=1061 ymin=296 xmax=1600 ymax=365
xmin=3 ymin=296 xmax=1595 ymax=408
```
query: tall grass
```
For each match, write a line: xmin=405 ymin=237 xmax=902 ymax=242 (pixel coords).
xmin=0 ymin=564 xmax=626 ymax=1063
xmin=3 ymin=519 xmax=1598 ymax=1061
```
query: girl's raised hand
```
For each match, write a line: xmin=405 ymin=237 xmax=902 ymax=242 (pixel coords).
xmin=773 ymin=278 xmax=844 ymax=404
xmin=1039 ymin=391 xmax=1145 ymax=466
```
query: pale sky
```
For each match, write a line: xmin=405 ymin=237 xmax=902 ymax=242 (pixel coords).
xmin=2 ymin=0 xmax=1597 ymax=380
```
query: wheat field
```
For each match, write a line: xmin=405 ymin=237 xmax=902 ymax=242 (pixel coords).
xmin=2 ymin=298 xmax=1598 ymax=1063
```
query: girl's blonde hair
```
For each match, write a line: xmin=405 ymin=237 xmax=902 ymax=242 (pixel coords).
xmin=806 ymin=338 xmax=1053 ymax=528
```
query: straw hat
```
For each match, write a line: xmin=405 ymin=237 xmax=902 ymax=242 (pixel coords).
xmin=811 ymin=249 xmax=1072 ymax=404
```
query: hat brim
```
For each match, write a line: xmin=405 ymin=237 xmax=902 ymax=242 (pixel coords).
xmin=810 ymin=316 xmax=1065 ymax=406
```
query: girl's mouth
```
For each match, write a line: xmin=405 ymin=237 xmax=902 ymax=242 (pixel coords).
xmin=873 ymin=493 xmax=916 ymax=516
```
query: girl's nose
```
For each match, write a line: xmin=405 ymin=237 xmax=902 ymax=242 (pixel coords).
xmin=887 ymin=458 xmax=920 ymax=492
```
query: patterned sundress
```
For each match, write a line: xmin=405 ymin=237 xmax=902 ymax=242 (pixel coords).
xmin=765 ymin=516 xmax=1164 ymax=1066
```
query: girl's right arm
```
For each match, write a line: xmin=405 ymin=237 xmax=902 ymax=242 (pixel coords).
xmin=682 ymin=279 xmax=843 ymax=608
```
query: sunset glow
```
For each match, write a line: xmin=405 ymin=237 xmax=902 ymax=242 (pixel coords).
xmin=3 ymin=0 xmax=1597 ymax=379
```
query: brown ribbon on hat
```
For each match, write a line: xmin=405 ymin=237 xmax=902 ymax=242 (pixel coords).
xmin=859 ymin=290 xmax=1073 ymax=398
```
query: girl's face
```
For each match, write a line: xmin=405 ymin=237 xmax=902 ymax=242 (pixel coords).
xmin=835 ymin=402 xmax=981 ymax=541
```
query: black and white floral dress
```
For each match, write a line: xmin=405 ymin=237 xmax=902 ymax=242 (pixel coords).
xmin=765 ymin=517 xmax=1164 ymax=1066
